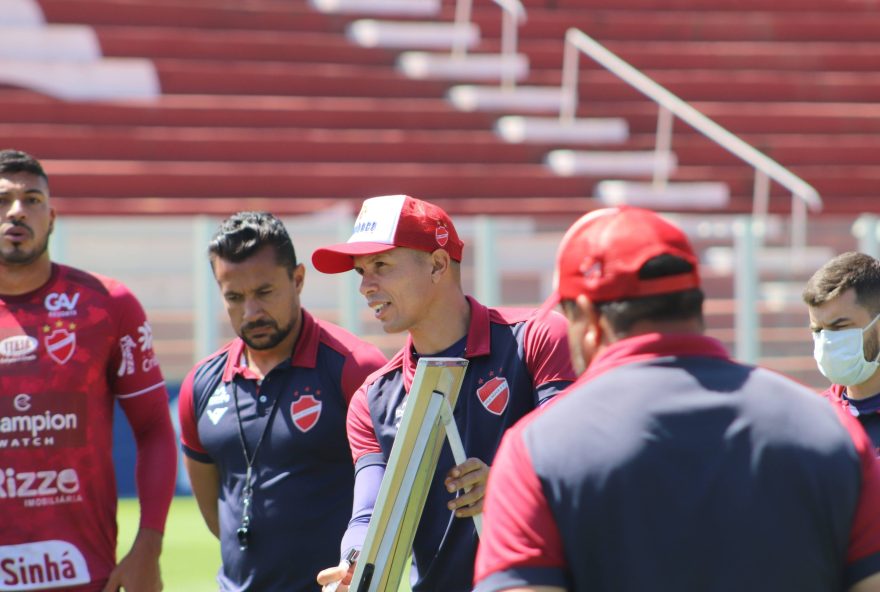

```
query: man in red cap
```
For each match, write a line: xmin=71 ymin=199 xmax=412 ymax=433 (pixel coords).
xmin=312 ymin=194 xmax=575 ymax=592
xmin=473 ymin=206 xmax=880 ymax=592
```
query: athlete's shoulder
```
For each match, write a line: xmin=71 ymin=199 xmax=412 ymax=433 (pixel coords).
xmin=58 ymin=263 xmax=122 ymax=293
xmin=483 ymin=302 xmax=534 ymax=326
xmin=311 ymin=313 xmax=385 ymax=360
xmin=361 ymin=348 xmax=405 ymax=390
xmin=57 ymin=264 xmax=145 ymax=311
xmin=187 ymin=341 xmax=235 ymax=386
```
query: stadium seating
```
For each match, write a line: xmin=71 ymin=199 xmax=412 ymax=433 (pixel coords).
xmin=5 ymin=0 xmax=878 ymax=388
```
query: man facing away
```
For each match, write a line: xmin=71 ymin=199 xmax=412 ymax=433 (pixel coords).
xmin=178 ymin=211 xmax=387 ymax=591
xmin=0 ymin=149 xmax=177 ymax=592
xmin=804 ymin=251 xmax=880 ymax=455
xmin=312 ymin=194 xmax=575 ymax=591
xmin=474 ymin=206 xmax=880 ymax=592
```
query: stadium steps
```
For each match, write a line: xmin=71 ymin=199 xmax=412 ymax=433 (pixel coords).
xmin=13 ymin=0 xmax=878 ymax=218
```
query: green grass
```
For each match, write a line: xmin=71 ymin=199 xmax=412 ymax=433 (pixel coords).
xmin=117 ymin=496 xmax=220 ymax=591
xmin=118 ymin=496 xmax=413 ymax=591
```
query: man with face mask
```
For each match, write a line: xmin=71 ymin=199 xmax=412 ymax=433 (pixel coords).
xmin=803 ymin=251 xmax=880 ymax=454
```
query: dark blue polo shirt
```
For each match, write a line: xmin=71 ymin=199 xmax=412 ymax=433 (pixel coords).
xmin=179 ymin=309 xmax=386 ymax=592
xmin=475 ymin=333 xmax=880 ymax=592
xmin=823 ymin=384 xmax=880 ymax=457
xmin=346 ymin=296 xmax=575 ymax=592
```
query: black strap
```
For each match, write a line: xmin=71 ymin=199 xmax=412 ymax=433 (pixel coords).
xmin=231 ymin=379 xmax=282 ymax=549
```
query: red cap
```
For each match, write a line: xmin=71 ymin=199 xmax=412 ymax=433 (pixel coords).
xmin=540 ymin=206 xmax=700 ymax=313
xmin=312 ymin=194 xmax=464 ymax=274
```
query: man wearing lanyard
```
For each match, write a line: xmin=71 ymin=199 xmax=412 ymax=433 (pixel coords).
xmin=178 ymin=212 xmax=387 ymax=591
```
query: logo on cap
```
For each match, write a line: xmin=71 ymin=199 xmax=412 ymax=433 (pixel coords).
xmin=436 ymin=225 xmax=449 ymax=247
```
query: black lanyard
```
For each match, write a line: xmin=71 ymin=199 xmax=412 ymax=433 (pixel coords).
xmin=231 ymin=380 xmax=282 ymax=551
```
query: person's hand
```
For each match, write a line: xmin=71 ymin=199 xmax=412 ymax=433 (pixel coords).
xmin=102 ymin=528 xmax=163 ymax=592
xmin=317 ymin=557 xmax=357 ymax=592
xmin=445 ymin=457 xmax=489 ymax=518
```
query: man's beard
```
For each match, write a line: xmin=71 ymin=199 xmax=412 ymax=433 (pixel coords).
xmin=240 ymin=319 xmax=294 ymax=351
xmin=0 ymin=223 xmax=50 ymax=266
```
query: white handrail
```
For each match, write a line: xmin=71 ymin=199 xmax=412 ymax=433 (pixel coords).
xmin=560 ymin=28 xmax=822 ymax=254
xmin=452 ymin=0 xmax=526 ymax=89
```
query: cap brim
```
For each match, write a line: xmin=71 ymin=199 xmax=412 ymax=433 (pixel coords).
xmin=311 ymin=242 xmax=397 ymax=274
xmin=536 ymin=291 xmax=561 ymax=321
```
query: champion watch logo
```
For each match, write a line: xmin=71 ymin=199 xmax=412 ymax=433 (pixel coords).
xmin=43 ymin=322 xmax=77 ymax=365
xmin=476 ymin=376 xmax=510 ymax=416
xmin=291 ymin=394 xmax=321 ymax=433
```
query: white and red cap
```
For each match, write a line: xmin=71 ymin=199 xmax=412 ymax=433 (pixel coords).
xmin=539 ymin=206 xmax=701 ymax=314
xmin=311 ymin=194 xmax=464 ymax=274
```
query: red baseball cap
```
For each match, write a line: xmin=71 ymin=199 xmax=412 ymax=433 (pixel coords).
xmin=312 ymin=194 xmax=464 ymax=273
xmin=540 ymin=206 xmax=700 ymax=313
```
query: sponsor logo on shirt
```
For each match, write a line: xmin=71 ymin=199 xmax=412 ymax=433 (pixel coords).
xmin=476 ymin=375 xmax=510 ymax=416
xmin=206 ymin=407 xmax=228 ymax=425
xmin=0 ymin=336 xmax=38 ymax=365
xmin=394 ymin=397 xmax=407 ymax=429
xmin=42 ymin=323 xmax=76 ymax=366
xmin=137 ymin=323 xmax=160 ymax=372
xmin=43 ymin=292 xmax=80 ymax=318
xmin=205 ymin=385 xmax=230 ymax=425
xmin=291 ymin=394 xmax=322 ymax=433
xmin=117 ymin=335 xmax=137 ymax=376
xmin=0 ymin=467 xmax=83 ymax=508
xmin=0 ymin=540 xmax=90 ymax=589
xmin=207 ymin=385 xmax=230 ymax=407
xmin=0 ymin=393 xmax=86 ymax=449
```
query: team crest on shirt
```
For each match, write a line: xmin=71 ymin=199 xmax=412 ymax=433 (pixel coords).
xmin=291 ymin=394 xmax=322 ymax=433
xmin=43 ymin=322 xmax=77 ymax=365
xmin=476 ymin=375 xmax=509 ymax=415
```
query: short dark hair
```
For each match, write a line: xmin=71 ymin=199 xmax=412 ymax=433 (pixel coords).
xmin=208 ymin=211 xmax=297 ymax=274
xmin=0 ymin=149 xmax=48 ymax=182
xmin=591 ymin=254 xmax=704 ymax=335
xmin=802 ymin=251 xmax=880 ymax=317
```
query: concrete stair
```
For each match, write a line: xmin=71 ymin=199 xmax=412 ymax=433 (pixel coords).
xmin=6 ymin=0 xmax=874 ymax=216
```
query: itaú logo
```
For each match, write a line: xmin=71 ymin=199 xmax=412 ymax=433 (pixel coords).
xmin=0 ymin=336 xmax=38 ymax=364
xmin=0 ymin=540 xmax=90 ymax=589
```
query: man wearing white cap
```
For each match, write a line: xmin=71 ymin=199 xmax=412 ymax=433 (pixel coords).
xmin=312 ymin=194 xmax=575 ymax=592
xmin=473 ymin=206 xmax=880 ymax=592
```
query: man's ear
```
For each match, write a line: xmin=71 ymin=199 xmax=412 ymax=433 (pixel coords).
xmin=577 ymin=294 xmax=603 ymax=350
xmin=430 ymin=249 xmax=450 ymax=282
xmin=292 ymin=263 xmax=306 ymax=294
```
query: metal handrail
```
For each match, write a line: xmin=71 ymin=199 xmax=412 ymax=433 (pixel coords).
xmin=560 ymin=28 xmax=822 ymax=254
xmin=452 ymin=0 xmax=526 ymax=89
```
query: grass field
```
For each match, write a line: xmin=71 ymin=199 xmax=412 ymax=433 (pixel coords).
xmin=117 ymin=496 xmax=412 ymax=591
xmin=117 ymin=496 xmax=220 ymax=591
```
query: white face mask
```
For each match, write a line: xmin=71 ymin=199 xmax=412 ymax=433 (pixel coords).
xmin=812 ymin=313 xmax=880 ymax=386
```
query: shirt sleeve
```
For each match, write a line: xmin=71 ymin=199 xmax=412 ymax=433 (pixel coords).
xmin=339 ymin=463 xmax=385 ymax=557
xmin=474 ymin=426 xmax=568 ymax=592
xmin=118 ymin=379 xmax=177 ymax=533
xmin=340 ymin=344 xmax=388 ymax=404
xmin=347 ymin=385 xmax=384 ymax=466
xmin=834 ymin=406 xmax=880 ymax=585
xmin=523 ymin=310 xmax=577 ymax=405
xmin=177 ymin=367 xmax=212 ymax=462
xmin=107 ymin=283 xmax=166 ymax=398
